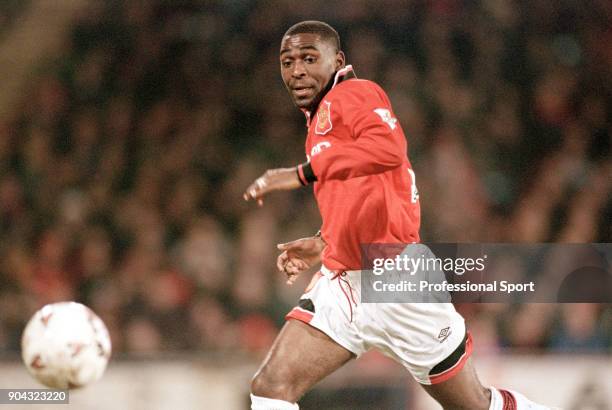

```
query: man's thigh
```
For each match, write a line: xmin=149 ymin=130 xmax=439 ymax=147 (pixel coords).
xmin=251 ymin=319 xmax=355 ymax=403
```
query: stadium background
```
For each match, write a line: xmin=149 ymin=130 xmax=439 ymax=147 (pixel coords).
xmin=0 ymin=0 xmax=610 ymax=409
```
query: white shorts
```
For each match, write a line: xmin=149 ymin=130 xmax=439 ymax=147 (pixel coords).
xmin=286 ymin=265 xmax=471 ymax=385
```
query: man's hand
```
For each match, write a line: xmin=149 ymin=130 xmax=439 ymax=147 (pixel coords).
xmin=243 ymin=167 xmax=302 ymax=206
xmin=277 ymin=236 xmax=326 ymax=285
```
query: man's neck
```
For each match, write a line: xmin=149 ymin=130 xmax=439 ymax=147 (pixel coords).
xmin=307 ymin=74 xmax=336 ymax=117
xmin=306 ymin=65 xmax=355 ymax=116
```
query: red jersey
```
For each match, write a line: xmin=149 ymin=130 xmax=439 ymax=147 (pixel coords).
xmin=302 ymin=66 xmax=421 ymax=271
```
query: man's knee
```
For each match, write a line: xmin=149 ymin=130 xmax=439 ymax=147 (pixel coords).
xmin=250 ymin=367 xmax=300 ymax=402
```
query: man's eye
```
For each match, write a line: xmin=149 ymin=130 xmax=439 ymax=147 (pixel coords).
xmin=282 ymin=61 xmax=292 ymax=68
xmin=305 ymin=56 xmax=316 ymax=63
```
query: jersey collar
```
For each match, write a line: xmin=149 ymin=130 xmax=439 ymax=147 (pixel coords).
xmin=331 ymin=64 xmax=354 ymax=88
xmin=301 ymin=65 xmax=355 ymax=127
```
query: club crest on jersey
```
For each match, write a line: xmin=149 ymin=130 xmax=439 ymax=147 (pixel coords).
xmin=315 ymin=101 xmax=333 ymax=135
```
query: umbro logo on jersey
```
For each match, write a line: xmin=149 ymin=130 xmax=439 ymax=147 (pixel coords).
xmin=438 ymin=327 xmax=452 ymax=343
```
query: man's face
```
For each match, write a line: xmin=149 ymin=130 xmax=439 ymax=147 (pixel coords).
xmin=280 ymin=33 xmax=345 ymax=110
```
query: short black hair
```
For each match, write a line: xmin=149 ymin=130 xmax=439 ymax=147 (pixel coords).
xmin=283 ymin=20 xmax=341 ymax=52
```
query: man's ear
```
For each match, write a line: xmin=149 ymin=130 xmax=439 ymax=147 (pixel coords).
xmin=335 ymin=51 xmax=346 ymax=71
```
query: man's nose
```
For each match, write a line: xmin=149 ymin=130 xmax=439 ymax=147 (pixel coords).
xmin=292 ymin=61 xmax=307 ymax=77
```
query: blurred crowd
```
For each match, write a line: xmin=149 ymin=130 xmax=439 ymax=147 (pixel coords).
xmin=0 ymin=0 xmax=610 ymax=357
xmin=0 ymin=0 xmax=30 ymax=39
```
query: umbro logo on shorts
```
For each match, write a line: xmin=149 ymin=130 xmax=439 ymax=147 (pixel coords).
xmin=438 ymin=327 xmax=452 ymax=343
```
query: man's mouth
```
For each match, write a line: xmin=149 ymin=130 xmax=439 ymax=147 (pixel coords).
xmin=292 ymin=86 xmax=314 ymax=98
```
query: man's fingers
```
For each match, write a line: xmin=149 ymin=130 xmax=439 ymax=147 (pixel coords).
xmin=243 ymin=177 xmax=268 ymax=202
xmin=286 ymin=262 xmax=301 ymax=275
xmin=277 ymin=252 xmax=288 ymax=272
xmin=284 ymin=258 xmax=307 ymax=286
xmin=284 ymin=263 xmax=297 ymax=285
xmin=278 ymin=253 xmax=309 ymax=274
xmin=276 ymin=238 xmax=304 ymax=250
xmin=286 ymin=259 xmax=310 ymax=275
xmin=286 ymin=270 xmax=299 ymax=285
xmin=244 ymin=187 xmax=260 ymax=200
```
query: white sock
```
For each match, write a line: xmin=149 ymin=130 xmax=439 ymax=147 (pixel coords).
xmin=488 ymin=386 xmax=504 ymax=410
xmin=489 ymin=387 xmax=556 ymax=410
xmin=250 ymin=394 xmax=299 ymax=410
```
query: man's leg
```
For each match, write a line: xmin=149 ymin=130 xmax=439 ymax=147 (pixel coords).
xmin=422 ymin=357 xmax=490 ymax=410
xmin=422 ymin=358 xmax=553 ymax=409
xmin=250 ymin=319 xmax=355 ymax=409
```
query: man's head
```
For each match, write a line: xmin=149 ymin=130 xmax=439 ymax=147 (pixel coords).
xmin=280 ymin=21 xmax=345 ymax=111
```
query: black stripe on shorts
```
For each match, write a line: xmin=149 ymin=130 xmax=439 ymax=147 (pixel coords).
xmin=429 ymin=331 xmax=468 ymax=376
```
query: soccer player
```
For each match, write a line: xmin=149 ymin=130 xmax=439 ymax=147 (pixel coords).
xmin=244 ymin=21 xmax=552 ymax=410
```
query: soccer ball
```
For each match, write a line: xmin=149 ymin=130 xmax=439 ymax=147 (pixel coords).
xmin=21 ymin=302 xmax=111 ymax=389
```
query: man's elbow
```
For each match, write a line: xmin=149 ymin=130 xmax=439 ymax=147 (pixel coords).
xmin=381 ymin=149 xmax=404 ymax=169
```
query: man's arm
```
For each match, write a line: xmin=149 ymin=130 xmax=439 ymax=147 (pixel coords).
xmin=243 ymin=167 xmax=302 ymax=205
xmin=243 ymin=84 xmax=405 ymax=202
xmin=243 ymin=111 xmax=403 ymax=202
xmin=308 ymin=85 xmax=406 ymax=182
xmin=306 ymin=126 xmax=403 ymax=182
